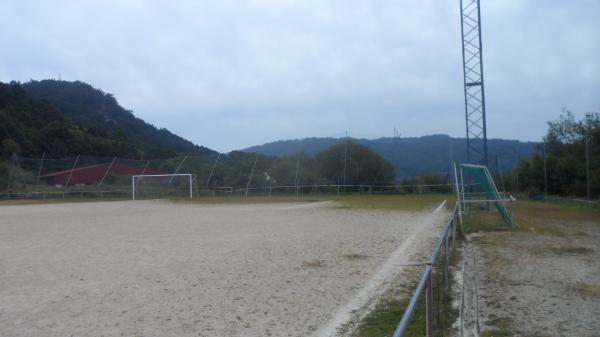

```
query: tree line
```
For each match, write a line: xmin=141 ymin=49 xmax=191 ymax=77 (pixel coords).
xmin=498 ymin=110 xmax=599 ymax=199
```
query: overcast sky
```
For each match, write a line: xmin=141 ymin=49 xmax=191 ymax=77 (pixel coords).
xmin=1 ymin=1 xmax=598 ymax=152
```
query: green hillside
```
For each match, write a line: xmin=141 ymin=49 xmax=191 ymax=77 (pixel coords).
xmin=23 ymin=80 xmax=213 ymax=158
xmin=243 ymin=135 xmax=538 ymax=177
xmin=0 ymin=81 xmax=136 ymax=159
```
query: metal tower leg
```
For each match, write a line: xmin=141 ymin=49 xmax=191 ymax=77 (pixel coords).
xmin=460 ymin=0 xmax=488 ymax=166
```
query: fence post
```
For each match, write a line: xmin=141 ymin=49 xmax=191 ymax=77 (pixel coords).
xmin=444 ymin=235 xmax=449 ymax=288
xmin=451 ymin=216 xmax=457 ymax=255
xmin=65 ymin=154 xmax=80 ymax=187
xmin=132 ymin=176 xmax=135 ymax=200
xmin=98 ymin=156 xmax=117 ymax=187
xmin=36 ymin=152 xmax=45 ymax=185
xmin=425 ymin=265 xmax=434 ymax=337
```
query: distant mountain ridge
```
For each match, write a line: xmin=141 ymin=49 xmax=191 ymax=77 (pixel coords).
xmin=23 ymin=80 xmax=215 ymax=158
xmin=242 ymin=135 xmax=538 ymax=177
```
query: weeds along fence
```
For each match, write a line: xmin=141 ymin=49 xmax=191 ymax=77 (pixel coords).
xmin=393 ymin=202 xmax=460 ymax=337
xmin=1 ymin=154 xmax=454 ymax=200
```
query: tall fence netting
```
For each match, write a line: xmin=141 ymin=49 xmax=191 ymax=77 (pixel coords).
xmin=1 ymin=153 xmax=454 ymax=199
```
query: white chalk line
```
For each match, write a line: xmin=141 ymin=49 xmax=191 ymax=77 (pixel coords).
xmin=433 ymin=199 xmax=447 ymax=214
xmin=313 ymin=200 xmax=447 ymax=337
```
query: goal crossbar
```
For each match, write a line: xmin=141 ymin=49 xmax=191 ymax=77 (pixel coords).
xmin=132 ymin=174 xmax=194 ymax=200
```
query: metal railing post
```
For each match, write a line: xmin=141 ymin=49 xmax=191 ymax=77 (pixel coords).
xmin=425 ymin=265 xmax=434 ymax=337
xmin=65 ymin=154 xmax=80 ymax=187
xmin=451 ymin=216 xmax=457 ymax=255
xmin=444 ymin=235 xmax=449 ymax=288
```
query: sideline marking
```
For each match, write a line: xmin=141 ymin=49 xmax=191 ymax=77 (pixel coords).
xmin=313 ymin=201 xmax=446 ymax=337
xmin=433 ymin=200 xmax=447 ymax=214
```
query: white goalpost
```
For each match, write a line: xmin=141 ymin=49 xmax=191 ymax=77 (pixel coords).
xmin=132 ymin=174 xmax=194 ymax=200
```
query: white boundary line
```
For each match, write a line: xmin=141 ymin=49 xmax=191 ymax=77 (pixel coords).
xmin=313 ymin=200 xmax=447 ymax=337
xmin=433 ymin=199 xmax=447 ymax=214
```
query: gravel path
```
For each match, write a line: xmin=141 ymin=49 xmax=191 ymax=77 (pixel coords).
xmin=0 ymin=200 xmax=446 ymax=337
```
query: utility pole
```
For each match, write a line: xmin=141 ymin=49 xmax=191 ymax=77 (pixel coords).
xmin=495 ymin=155 xmax=505 ymax=192
xmin=294 ymin=142 xmax=301 ymax=197
xmin=343 ymin=131 xmax=348 ymax=192
xmin=543 ymin=141 xmax=548 ymax=196
xmin=245 ymin=153 xmax=259 ymax=197
xmin=513 ymin=148 xmax=519 ymax=193
xmin=65 ymin=154 xmax=80 ymax=187
xmin=206 ymin=153 xmax=221 ymax=189
xmin=585 ymin=129 xmax=590 ymax=200
xmin=36 ymin=152 xmax=46 ymax=185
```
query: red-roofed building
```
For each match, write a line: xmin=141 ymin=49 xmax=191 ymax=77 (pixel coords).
xmin=39 ymin=162 xmax=164 ymax=185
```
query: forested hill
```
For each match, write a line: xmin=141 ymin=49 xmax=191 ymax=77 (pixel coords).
xmin=22 ymin=80 xmax=212 ymax=158
xmin=242 ymin=135 xmax=538 ymax=177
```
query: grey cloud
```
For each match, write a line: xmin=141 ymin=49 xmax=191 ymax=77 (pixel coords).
xmin=1 ymin=0 xmax=598 ymax=151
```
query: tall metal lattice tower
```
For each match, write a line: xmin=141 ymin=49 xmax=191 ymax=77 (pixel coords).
xmin=460 ymin=0 xmax=488 ymax=165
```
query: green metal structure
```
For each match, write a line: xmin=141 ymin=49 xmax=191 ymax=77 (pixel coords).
xmin=460 ymin=164 xmax=513 ymax=225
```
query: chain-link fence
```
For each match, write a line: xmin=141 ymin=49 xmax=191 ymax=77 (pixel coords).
xmin=1 ymin=153 xmax=455 ymax=200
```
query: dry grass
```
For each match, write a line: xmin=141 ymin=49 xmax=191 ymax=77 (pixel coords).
xmin=576 ymin=283 xmax=600 ymax=297
xmin=334 ymin=194 xmax=452 ymax=211
xmin=482 ymin=317 xmax=514 ymax=337
xmin=529 ymin=244 xmax=594 ymax=256
xmin=464 ymin=199 xmax=600 ymax=235
xmin=301 ymin=259 xmax=324 ymax=268
xmin=513 ymin=200 xmax=600 ymax=229
xmin=342 ymin=253 xmax=370 ymax=261
xmin=0 ymin=198 xmax=123 ymax=206
xmin=175 ymin=193 xmax=453 ymax=211
xmin=2 ymin=193 xmax=454 ymax=212
xmin=548 ymin=245 xmax=594 ymax=255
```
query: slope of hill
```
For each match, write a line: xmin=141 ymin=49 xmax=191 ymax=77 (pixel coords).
xmin=242 ymin=135 xmax=538 ymax=177
xmin=0 ymin=81 xmax=132 ymax=159
xmin=23 ymin=80 xmax=212 ymax=158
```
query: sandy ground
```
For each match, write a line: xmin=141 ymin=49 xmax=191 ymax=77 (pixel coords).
xmin=458 ymin=219 xmax=600 ymax=337
xmin=0 ymin=200 xmax=447 ymax=337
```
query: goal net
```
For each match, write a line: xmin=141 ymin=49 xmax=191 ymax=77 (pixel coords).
xmin=132 ymin=174 xmax=196 ymax=200
xmin=457 ymin=164 xmax=514 ymax=225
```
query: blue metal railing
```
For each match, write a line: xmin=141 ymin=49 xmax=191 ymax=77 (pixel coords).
xmin=393 ymin=202 xmax=459 ymax=337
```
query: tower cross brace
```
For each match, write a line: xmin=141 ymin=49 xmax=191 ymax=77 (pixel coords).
xmin=460 ymin=0 xmax=488 ymax=165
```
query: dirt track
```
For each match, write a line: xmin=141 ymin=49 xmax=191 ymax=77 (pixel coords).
xmin=0 ymin=200 xmax=446 ymax=337
xmin=458 ymin=210 xmax=600 ymax=337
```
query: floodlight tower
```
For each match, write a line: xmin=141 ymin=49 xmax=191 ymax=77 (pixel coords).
xmin=460 ymin=0 xmax=488 ymax=166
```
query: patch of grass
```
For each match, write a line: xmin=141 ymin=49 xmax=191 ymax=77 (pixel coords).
xmin=549 ymin=246 xmax=594 ymax=255
xmin=343 ymin=253 xmax=370 ymax=261
xmin=514 ymin=200 xmax=600 ymax=228
xmin=353 ymin=246 xmax=460 ymax=337
xmin=482 ymin=317 xmax=514 ymax=337
xmin=0 ymin=197 xmax=123 ymax=206
xmin=353 ymin=290 xmax=426 ymax=337
xmin=172 ymin=195 xmax=331 ymax=204
xmin=479 ymin=250 xmax=510 ymax=284
xmin=530 ymin=245 xmax=594 ymax=256
xmin=463 ymin=212 xmax=513 ymax=233
xmin=302 ymin=259 xmax=324 ymax=268
xmin=576 ymin=283 xmax=600 ymax=297
xmin=463 ymin=199 xmax=600 ymax=235
xmin=336 ymin=194 xmax=453 ymax=211
xmin=173 ymin=193 xmax=454 ymax=211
